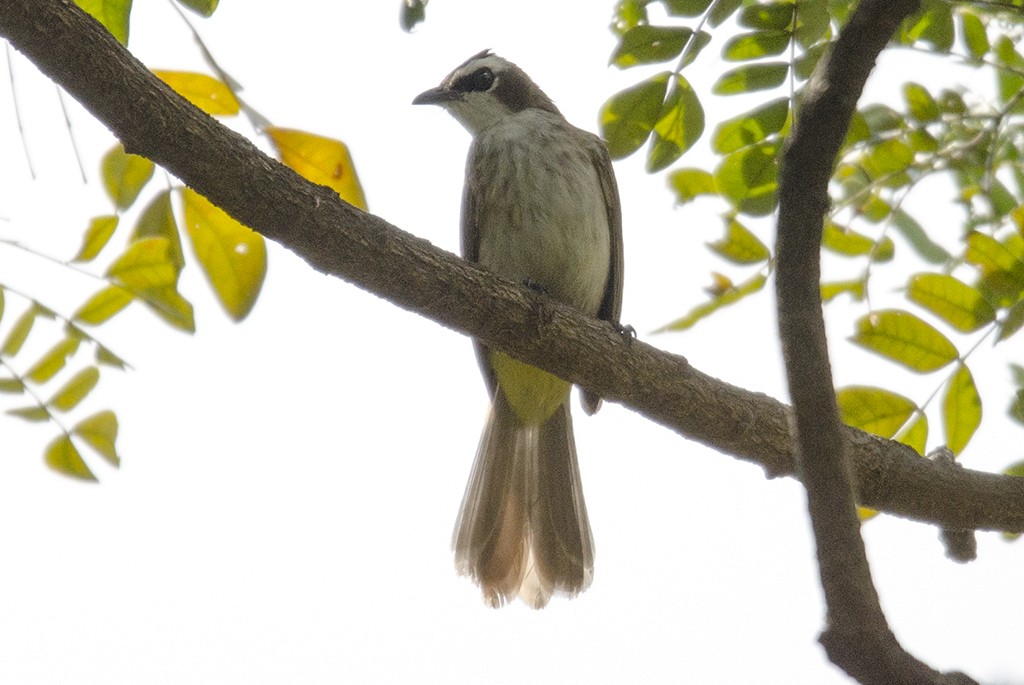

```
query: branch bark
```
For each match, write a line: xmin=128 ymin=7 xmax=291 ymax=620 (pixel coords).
xmin=776 ymin=0 xmax=976 ymax=682
xmin=0 ymin=0 xmax=1021 ymax=543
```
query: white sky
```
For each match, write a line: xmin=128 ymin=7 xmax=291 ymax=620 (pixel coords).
xmin=1 ymin=1 xmax=1021 ymax=683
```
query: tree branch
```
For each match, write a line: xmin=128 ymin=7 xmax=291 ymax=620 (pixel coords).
xmin=776 ymin=0 xmax=977 ymax=682
xmin=0 ymin=0 xmax=1022 ymax=545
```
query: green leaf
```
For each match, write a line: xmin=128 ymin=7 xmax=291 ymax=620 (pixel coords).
xmin=737 ymin=2 xmax=793 ymax=30
xmin=182 ymin=189 xmax=267 ymax=321
xmin=795 ymin=0 xmax=831 ymax=47
xmin=959 ymin=11 xmax=989 ymax=61
xmin=7 ymin=405 xmax=50 ymax=422
xmin=647 ymin=75 xmax=705 ymax=171
xmin=943 ymin=363 xmax=981 ymax=455
xmin=656 ymin=272 xmax=767 ymax=332
xmin=101 ymin=144 xmax=154 ymax=209
xmin=722 ymin=31 xmax=791 ymax=61
xmin=680 ymin=31 xmax=713 ymax=68
xmin=862 ymin=138 xmax=914 ymax=180
xmin=822 ymin=222 xmax=894 ymax=260
xmin=903 ymin=83 xmax=939 ymax=122
xmin=794 ymin=41 xmax=828 ymax=80
xmin=851 ymin=309 xmax=959 ymax=372
xmin=74 ymin=410 xmax=120 ymax=467
xmin=891 ymin=208 xmax=951 ymax=264
xmin=45 ymin=434 xmax=97 ymax=481
xmin=133 ymin=190 xmax=185 ymax=272
xmin=901 ymin=0 xmax=954 ymax=52
xmin=0 ymin=376 xmax=25 ymax=393
xmin=663 ymin=0 xmax=713 ymax=17
xmin=708 ymin=219 xmax=770 ymax=264
xmin=861 ymin=104 xmax=904 ymax=134
xmin=106 ymin=237 xmax=178 ymax=290
xmin=836 ymin=386 xmax=917 ymax=438
xmin=48 ymin=367 xmax=100 ymax=412
xmin=176 ymin=0 xmax=218 ymax=17
xmin=994 ymin=36 xmax=1024 ymax=112
xmin=612 ymin=25 xmax=693 ymax=67
xmin=600 ymin=72 xmax=670 ymax=159
xmin=997 ymin=298 xmax=1024 ymax=342
xmin=906 ymin=273 xmax=995 ymax=333
xmin=72 ymin=215 xmax=119 ymax=263
xmin=26 ymin=337 xmax=81 ymax=384
xmin=714 ymin=142 xmax=778 ymax=216
xmin=966 ymin=231 xmax=1024 ymax=291
xmin=1 ymin=306 xmax=37 ymax=357
xmin=712 ymin=97 xmax=789 ymax=154
xmin=821 ymin=279 xmax=866 ymax=303
xmin=708 ymin=0 xmax=742 ymax=27
xmin=74 ymin=0 xmax=132 ymax=45
xmin=73 ymin=286 xmax=134 ymax=326
xmin=712 ymin=62 xmax=789 ymax=95
xmin=668 ymin=168 xmax=717 ymax=204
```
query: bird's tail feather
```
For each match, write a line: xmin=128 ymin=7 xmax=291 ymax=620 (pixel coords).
xmin=453 ymin=391 xmax=593 ymax=608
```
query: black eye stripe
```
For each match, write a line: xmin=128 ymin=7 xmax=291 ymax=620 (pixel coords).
xmin=453 ymin=67 xmax=494 ymax=93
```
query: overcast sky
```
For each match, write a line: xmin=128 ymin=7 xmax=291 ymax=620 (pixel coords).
xmin=0 ymin=2 xmax=1021 ymax=683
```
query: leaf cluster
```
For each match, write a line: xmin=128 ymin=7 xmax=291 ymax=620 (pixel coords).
xmin=606 ymin=0 xmax=1024 ymax=479
xmin=3 ymin=7 xmax=368 ymax=479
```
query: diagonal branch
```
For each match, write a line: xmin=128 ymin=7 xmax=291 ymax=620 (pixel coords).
xmin=776 ymin=0 xmax=977 ymax=682
xmin=0 ymin=0 xmax=1022 ymax=545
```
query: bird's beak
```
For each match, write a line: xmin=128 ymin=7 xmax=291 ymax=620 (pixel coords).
xmin=412 ymin=86 xmax=460 ymax=106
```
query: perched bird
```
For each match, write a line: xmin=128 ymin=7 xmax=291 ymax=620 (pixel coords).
xmin=413 ymin=50 xmax=623 ymax=608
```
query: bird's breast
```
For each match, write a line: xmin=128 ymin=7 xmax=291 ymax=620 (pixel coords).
xmin=468 ymin=111 xmax=611 ymax=316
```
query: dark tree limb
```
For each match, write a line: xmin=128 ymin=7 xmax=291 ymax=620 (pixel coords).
xmin=0 ymin=0 xmax=1021 ymax=547
xmin=776 ymin=0 xmax=977 ymax=682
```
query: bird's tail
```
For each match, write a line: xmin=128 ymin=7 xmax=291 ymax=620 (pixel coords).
xmin=453 ymin=390 xmax=593 ymax=609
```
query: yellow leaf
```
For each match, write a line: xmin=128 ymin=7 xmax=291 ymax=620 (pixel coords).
xmin=106 ymin=238 xmax=178 ymax=290
xmin=152 ymin=70 xmax=240 ymax=116
xmin=48 ymin=367 xmax=100 ymax=412
xmin=101 ymin=144 xmax=154 ymax=209
xmin=1 ymin=306 xmax=37 ymax=357
xmin=136 ymin=286 xmax=196 ymax=333
xmin=133 ymin=190 xmax=185 ymax=271
xmin=74 ymin=0 xmax=131 ymax=45
xmin=266 ymin=127 xmax=368 ymax=210
xmin=74 ymin=411 xmax=120 ymax=467
xmin=72 ymin=215 xmax=119 ymax=263
xmin=7 ymin=405 xmax=50 ymax=422
xmin=26 ymin=337 xmax=81 ymax=384
xmin=183 ymin=189 xmax=267 ymax=321
xmin=73 ymin=286 xmax=134 ymax=326
xmin=45 ymin=434 xmax=97 ymax=481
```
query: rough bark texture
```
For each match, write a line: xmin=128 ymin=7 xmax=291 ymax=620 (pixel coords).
xmin=776 ymin=0 xmax=978 ymax=682
xmin=0 ymin=0 xmax=1021 ymax=550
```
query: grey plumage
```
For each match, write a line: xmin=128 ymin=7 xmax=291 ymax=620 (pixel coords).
xmin=414 ymin=51 xmax=623 ymax=608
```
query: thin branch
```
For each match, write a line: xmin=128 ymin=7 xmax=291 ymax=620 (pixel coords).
xmin=0 ymin=0 xmax=1021 ymax=543
xmin=776 ymin=0 xmax=976 ymax=682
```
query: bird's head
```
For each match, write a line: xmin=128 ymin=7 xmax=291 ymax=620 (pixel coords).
xmin=413 ymin=50 xmax=560 ymax=135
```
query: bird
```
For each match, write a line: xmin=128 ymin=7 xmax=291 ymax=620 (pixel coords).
xmin=413 ymin=50 xmax=623 ymax=609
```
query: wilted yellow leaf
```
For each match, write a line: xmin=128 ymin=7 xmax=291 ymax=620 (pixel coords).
xmin=266 ymin=127 xmax=368 ymax=210
xmin=182 ymin=189 xmax=267 ymax=321
xmin=152 ymin=70 xmax=240 ymax=115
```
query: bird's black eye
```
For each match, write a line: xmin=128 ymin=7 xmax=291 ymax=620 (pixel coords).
xmin=456 ymin=67 xmax=495 ymax=93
